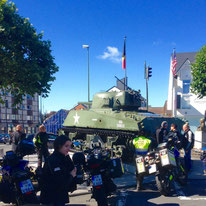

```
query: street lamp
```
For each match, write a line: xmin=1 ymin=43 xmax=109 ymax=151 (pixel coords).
xmin=82 ymin=45 xmax=90 ymax=102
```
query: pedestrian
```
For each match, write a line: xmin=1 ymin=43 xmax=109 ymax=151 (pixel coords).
xmin=40 ymin=135 xmax=77 ymax=206
xmin=8 ymin=130 xmax=13 ymax=145
xmin=11 ymin=125 xmax=26 ymax=153
xmin=200 ymin=147 xmax=206 ymax=175
xmin=33 ymin=125 xmax=50 ymax=168
xmin=182 ymin=123 xmax=194 ymax=171
xmin=133 ymin=130 xmax=156 ymax=191
xmin=156 ymin=121 xmax=168 ymax=144
xmin=166 ymin=123 xmax=182 ymax=147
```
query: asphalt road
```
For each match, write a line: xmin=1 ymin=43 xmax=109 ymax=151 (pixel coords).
xmin=68 ymin=179 xmax=206 ymax=206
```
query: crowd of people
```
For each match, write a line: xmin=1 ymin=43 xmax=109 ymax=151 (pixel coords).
xmin=6 ymin=121 xmax=205 ymax=205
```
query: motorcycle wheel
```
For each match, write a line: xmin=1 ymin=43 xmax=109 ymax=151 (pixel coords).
xmin=93 ymin=187 xmax=108 ymax=206
xmin=97 ymin=198 xmax=108 ymax=206
xmin=155 ymin=171 xmax=172 ymax=196
xmin=176 ymin=160 xmax=188 ymax=186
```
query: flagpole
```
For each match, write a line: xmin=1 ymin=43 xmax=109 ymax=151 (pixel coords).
xmin=171 ymin=48 xmax=176 ymax=117
xmin=124 ymin=36 xmax=127 ymax=90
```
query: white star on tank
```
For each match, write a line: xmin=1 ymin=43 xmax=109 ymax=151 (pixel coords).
xmin=73 ymin=113 xmax=80 ymax=124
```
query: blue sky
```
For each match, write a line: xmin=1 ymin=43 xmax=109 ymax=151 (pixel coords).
xmin=13 ymin=0 xmax=206 ymax=113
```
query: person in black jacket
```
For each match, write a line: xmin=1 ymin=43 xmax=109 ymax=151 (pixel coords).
xmin=166 ymin=124 xmax=182 ymax=143
xmin=40 ymin=135 xmax=77 ymax=206
xmin=33 ymin=125 xmax=49 ymax=168
xmin=156 ymin=121 xmax=168 ymax=144
xmin=11 ymin=125 xmax=26 ymax=153
xmin=183 ymin=123 xmax=194 ymax=171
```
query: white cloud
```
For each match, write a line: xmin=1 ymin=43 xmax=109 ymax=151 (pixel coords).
xmin=171 ymin=41 xmax=177 ymax=47
xmin=98 ymin=46 xmax=121 ymax=63
xmin=153 ymin=41 xmax=160 ymax=46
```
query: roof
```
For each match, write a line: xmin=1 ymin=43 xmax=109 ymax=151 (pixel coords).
xmin=174 ymin=52 xmax=197 ymax=73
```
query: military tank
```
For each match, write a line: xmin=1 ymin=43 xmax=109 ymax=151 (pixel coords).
xmin=62 ymin=90 xmax=185 ymax=160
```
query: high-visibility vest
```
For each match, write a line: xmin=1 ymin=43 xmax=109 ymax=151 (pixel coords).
xmin=133 ymin=136 xmax=151 ymax=154
xmin=33 ymin=134 xmax=42 ymax=146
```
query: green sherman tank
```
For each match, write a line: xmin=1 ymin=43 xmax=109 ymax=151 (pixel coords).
xmin=62 ymin=90 xmax=185 ymax=160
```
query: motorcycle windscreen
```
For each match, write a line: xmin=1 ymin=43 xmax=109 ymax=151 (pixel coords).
xmin=92 ymin=174 xmax=103 ymax=186
xmin=19 ymin=179 xmax=34 ymax=194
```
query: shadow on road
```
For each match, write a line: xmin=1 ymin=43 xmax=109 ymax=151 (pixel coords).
xmin=126 ymin=191 xmax=180 ymax=206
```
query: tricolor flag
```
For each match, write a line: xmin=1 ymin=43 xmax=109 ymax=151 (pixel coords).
xmin=171 ymin=49 xmax=177 ymax=77
xmin=122 ymin=39 xmax=126 ymax=69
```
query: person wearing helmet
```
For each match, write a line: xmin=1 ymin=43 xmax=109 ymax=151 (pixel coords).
xmin=156 ymin=121 xmax=168 ymax=144
xmin=133 ymin=130 xmax=156 ymax=191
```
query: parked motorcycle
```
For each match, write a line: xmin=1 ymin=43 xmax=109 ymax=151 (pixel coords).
xmin=72 ymin=138 xmax=124 ymax=206
xmin=135 ymin=138 xmax=187 ymax=196
xmin=0 ymin=150 xmax=38 ymax=205
xmin=155 ymin=139 xmax=188 ymax=196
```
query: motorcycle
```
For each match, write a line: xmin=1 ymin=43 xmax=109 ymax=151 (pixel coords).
xmin=0 ymin=150 xmax=38 ymax=205
xmin=135 ymin=138 xmax=187 ymax=196
xmin=72 ymin=138 xmax=124 ymax=206
xmin=155 ymin=138 xmax=188 ymax=196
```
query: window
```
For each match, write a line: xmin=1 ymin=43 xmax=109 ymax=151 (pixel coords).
xmin=182 ymin=96 xmax=191 ymax=109
xmin=2 ymin=114 xmax=6 ymax=119
xmin=183 ymin=80 xmax=191 ymax=94
xmin=27 ymin=95 xmax=32 ymax=100
xmin=12 ymin=115 xmax=16 ymax=120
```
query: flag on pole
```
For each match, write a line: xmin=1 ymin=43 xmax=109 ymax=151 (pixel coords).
xmin=171 ymin=49 xmax=177 ymax=76
xmin=122 ymin=39 xmax=126 ymax=69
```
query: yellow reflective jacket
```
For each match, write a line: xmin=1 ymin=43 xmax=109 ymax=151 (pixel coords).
xmin=133 ymin=136 xmax=151 ymax=154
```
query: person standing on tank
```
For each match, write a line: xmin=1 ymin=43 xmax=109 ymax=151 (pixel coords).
xmin=156 ymin=121 xmax=168 ymax=144
xmin=40 ymin=135 xmax=77 ymax=206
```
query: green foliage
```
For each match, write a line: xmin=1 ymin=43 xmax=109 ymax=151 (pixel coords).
xmin=0 ymin=1 xmax=59 ymax=105
xmin=191 ymin=45 xmax=206 ymax=98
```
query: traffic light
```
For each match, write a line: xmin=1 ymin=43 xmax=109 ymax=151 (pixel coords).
xmin=148 ymin=67 xmax=152 ymax=79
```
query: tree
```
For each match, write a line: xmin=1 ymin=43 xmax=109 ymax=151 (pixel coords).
xmin=0 ymin=1 xmax=59 ymax=105
xmin=191 ymin=45 xmax=206 ymax=98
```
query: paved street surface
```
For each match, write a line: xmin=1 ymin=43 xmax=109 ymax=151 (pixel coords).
xmin=0 ymin=144 xmax=206 ymax=206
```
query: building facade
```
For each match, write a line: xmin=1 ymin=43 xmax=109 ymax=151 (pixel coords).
xmin=0 ymin=93 xmax=39 ymax=134
xmin=167 ymin=52 xmax=206 ymax=131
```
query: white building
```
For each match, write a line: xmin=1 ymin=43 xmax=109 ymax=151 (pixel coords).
xmin=167 ymin=52 xmax=206 ymax=131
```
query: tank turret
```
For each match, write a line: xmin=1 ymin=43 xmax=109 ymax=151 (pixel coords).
xmin=92 ymin=91 xmax=141 ymax=111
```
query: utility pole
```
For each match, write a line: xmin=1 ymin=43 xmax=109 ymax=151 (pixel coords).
xmin=144 ymin=62 xmax=152 ymax=111
xmin=82 ymin=45 xmax=90 ymax=102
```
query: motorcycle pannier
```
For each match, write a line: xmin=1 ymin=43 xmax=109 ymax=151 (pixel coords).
xmin=3 ymin=151 xmax=19 ymax=167
xmin=110 ymin=158 xmax=124 ymax=178
xmin=136 ymin=156 xmax=146 ymax=174
xmin=159 ymin=149 xmax=176 ymax=167
xmin=17 ymin=139 xmax=36 ymax=156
